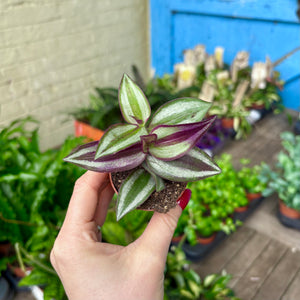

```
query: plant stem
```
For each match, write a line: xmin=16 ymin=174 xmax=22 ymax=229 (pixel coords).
xmin=17 ymin=244 xmax=57 ymax=276
xmin=14 ymin=243 xmax=26 ymax=272
xmin=0 ymin=213 xmax=61 ymax=230
xmin=0 ymin=213 xmax=36 ymax=227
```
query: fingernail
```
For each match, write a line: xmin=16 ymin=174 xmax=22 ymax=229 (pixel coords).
xmin=177 ymin=189 xmax=191 ymax=210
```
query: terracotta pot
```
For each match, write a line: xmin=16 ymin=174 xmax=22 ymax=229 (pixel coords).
xmin=234 ymin=205 xmax=248 ymax=213
xmin=197 ymin=233 xmax=216 ymax=245
xmin=221 ymin=118 xmax=234 ymax=129
xmin=8 ymin=264 xmax=32 ymax=278
xmin=279 ymin=200 xmax=300 ymax=219
xmin=74 ymin=120 xmax=104 ymax=141
xmin=172 ymin=235 xmax=184 ymax=243
xmin=246 ymin=192 xmax=262 ymax=202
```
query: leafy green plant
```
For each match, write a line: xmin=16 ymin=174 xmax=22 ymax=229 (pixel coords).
xmin=69 ymin=87 xmax=123 ymax=130
xmin=207 ymin=70 xmax=252 ymax=139
xmin=101 ymin=206 xmax=152 ymax=246
xmin=164 ymin=245 xmax=240 ymax=300
xmin=175 ymin=154 xmax=247 ymax=245
xmin=238 ymin=159 xmax=266 ymax=194
xmin=65 ymin=74 xmax=221 ymax=220
xmin=259 ymin=132 xmax=300 ymax=210
xmin=0 ymin=117 xmax=85 ymax=300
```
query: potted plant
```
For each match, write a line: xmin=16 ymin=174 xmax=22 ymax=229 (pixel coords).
xmin=64 ymin=74 xmax=221 ymax=220
xmin=0 ymin=117 xmax=85 ymax=299
xmin=238 ymin=159 xmax=266 ymax=202
xmin=70 ymin=87 xmax=123 ymax=140
xmin=164 ymin=245 xmax=240 ymax=300
xmin=259 ymin=132 xmax=300 ymax=220
xmin=173 ymin=154 xmax=245 ymax=246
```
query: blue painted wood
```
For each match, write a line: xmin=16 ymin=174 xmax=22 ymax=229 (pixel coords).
xmin=150 ymin=0 xmax=300 ymax=109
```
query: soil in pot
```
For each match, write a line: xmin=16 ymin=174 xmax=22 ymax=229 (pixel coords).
xmin=110 ymin=168 xmax=187 ymax=213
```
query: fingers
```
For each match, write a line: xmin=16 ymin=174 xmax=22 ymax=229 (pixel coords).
xmin=64 ymin=171 xmax=112 ymax=226
xmin=137 ymin=189 xmax=191 ymax=260
xmin=93 ymin=182 xmax=115 ymax=226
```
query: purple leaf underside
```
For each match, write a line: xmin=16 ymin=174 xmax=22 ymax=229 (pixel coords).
xmin=64 ymin=141 xmax=146 ymax=173
xmin=149 ymin=115 xmax=216 ymax=161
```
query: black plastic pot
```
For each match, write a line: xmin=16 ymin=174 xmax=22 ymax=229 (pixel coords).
xmin=0 ymin=276 xmax=14 ymax=300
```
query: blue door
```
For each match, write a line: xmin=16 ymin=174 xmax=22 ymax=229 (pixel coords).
xmin=150 ymin=0 xmax=300 ymax=109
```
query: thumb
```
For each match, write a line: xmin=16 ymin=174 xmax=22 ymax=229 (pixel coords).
xmin=137 ymin=189 xmax=191 ymax=259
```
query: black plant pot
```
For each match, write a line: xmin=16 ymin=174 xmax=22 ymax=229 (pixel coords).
xmin=0 ymin=276 xmax=14 ymax=300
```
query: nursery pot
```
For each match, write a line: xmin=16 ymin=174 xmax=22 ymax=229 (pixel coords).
xmin=221 ymin=118 xmax=234 ymax=129
xmin=109 ymin=169 xmax=187 ymax=214
xmin=279 ymin=200 xmax=300 ymax=219
xmin=74 ymin=120 xmax=104 ymax=141
xmin=246 ymin=192 xmax=262 ymax=202
xmin=7 ymin=264 xmax=32 ymax=279
xmin=172 ymin=235 xmax=184 ymax=244
xmin=197 ymin=233 xmax=216 ymax=245
xmin=234 ymin=205 xmax=248 ymax=213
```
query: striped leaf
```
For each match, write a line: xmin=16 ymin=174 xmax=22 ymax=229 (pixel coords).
xmin=116 ymin=168 xmax=156 ymax=220
xmin=148 ymin=98 xmax=212 ymax=130
xmin=64 ymin=141 xmax=146 ymax=173
xmin=145 ymin=147 xmax=221 ymax=182
xmin=119 ymin=74 xmax=151 ymax=126
xmin=142 ymin=162 xmax=165 ymax=192
xmin=95 ymin=124 xmax=147 ymax=159
xmin=149 ymin=115 xmax=216 ymax=161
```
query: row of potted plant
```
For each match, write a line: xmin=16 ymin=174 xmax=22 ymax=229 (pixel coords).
xmin=173 ymin=154 xmax=266 ymax=246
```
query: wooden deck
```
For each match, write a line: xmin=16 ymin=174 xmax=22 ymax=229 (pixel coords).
xmin=192 ymin=110 xmax=300 ymax=300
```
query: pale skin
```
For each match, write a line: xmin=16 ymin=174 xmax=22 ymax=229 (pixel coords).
xmin=50 ymin=171 xmax=190 ymax=300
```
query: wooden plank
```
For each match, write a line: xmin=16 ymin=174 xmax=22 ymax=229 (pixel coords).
xmin=254 ymin=249 xmax=300 ymax=300
xmin=233 ymin=239 xmax=286 ymax=300
xmin=282 ymin=269 xmax=300 ymax=300
xmin=224 ymin=231 xmax=271 ymax=288
xmin=192 ymin=226 xmax=255 ymax=277
xmin=245 ymin=209 xmax=300 ymax=250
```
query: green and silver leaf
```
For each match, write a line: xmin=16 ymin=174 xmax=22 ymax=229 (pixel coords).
xmin=116 ymin=168 xmax=156 ymax=220
xmin=95 ymin=124 xmax=147 ymax=159
xmin=146 ymin=147 xmax=221 ymax=182
xmin=148 ymin=98 xmax=211 ymax=130
xmin=119 ymin=74 xmax=151 ymax=126
xmin=142 ymin=162 xmax=165 ymax=192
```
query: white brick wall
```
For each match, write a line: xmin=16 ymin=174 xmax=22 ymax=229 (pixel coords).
xmin=0 ymin=0 xmax=150 ymax=150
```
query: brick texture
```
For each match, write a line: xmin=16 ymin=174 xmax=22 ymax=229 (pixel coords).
xmin=0 ymin=0 xmax=150 ymax=150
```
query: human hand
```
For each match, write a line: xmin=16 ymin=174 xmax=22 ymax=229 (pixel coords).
xmin=50 ymin=171 xmax=191 ymax=300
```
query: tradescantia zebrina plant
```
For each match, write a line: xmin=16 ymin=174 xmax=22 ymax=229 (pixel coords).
xmin=64 ymin=74 xmax=221 ymax=220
